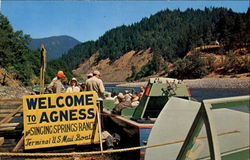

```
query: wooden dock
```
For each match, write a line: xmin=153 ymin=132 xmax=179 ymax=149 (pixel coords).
xmin=0 ymin=99 xmax=23 ymax=153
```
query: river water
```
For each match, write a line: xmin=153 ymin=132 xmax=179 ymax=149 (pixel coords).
xmin=190 ymin=88 xmax=249 ymax=101
xmin=105 ymin=84 xmax=249 ymax=102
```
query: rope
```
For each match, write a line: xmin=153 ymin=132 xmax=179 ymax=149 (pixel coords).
xmin=0 ymin=130 xmax=239 ymax=157
xmin=1 ymin=140 xmax=169 ymax=157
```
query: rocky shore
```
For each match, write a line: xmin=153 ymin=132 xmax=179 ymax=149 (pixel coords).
xmin=183 ymin=78 xmax=249 ymax=89
xmin=0 ymin=86 xmax=33 ymax=99
xmin=117 ymin=78 xmax=250 ymax=89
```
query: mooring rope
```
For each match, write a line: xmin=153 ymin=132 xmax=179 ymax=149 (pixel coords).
xmin=0 ymin=130 xmax=239 ymax=157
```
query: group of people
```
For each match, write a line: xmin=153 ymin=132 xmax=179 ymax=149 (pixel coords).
xmin=47 ymin=70 xmax=145 ymax=115
xmin=111 ymin=87 xmax=145 ymax=115
xmin=47 ymin=70 xmax=105 ymax=100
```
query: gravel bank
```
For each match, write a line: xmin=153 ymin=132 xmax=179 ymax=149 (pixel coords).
xmin=117 ymin=81 xmax=148 ymax=88
xmin=0 ymin=86 xmax=33 ymax=99
xmin=184 ymin=78 xmax=249 ymax=88
xmin=117 ymin=78 xmax=250 ymax=89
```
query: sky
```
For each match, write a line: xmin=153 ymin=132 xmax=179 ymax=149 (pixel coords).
xmin=1 ymin=1 xmax=249 ymax=42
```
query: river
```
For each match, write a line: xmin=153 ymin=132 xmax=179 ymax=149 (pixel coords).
xmin=105 ymin=84 xmax=249 ymax=102
xmin=190 ymin=88 xmax=249 ymax=101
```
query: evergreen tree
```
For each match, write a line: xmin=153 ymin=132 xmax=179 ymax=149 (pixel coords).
xmin=0 ymin=13 xmax=40 ymax=85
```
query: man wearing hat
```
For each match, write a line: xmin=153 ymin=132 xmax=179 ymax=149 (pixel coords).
xmin=85 ymin=70 xmax=105 ymax=100
xmin=112 ymin=93 xmax=132 ymax=115
xmin=47 ymin=71 xmax=65 ymax=93
xmin=87 ymin=73 xmax=93 ymax=79
xmin=66 ymin=78 xmax=80 ymax=93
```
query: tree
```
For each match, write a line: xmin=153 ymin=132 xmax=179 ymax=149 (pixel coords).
xmin=0 ymin=13 xmax=39 ymax=85
xmin=170 ymin=54 xmax=209 ymax=79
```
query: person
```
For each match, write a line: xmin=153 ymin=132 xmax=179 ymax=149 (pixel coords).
xmin=79 ymin=73 xmax=93 ymax=91
xmin=47 ymin=71 xmax=65 ymax=93
xmin=79 ymin=82 xmax=86 ymax=91
xmin=85 ymin=70 xmax=105 ymax=100
xmin=105 ymin=92 xmax=114 ymax=100
xmin=112 ymin=93 xmax=131 ymax=115
xmin=113 ymin=93 xmax=120 ymax=104
xmin=66 ymin=78 xmax=80 ymax=93
xmin=140 ymin=86 xmax=145 ymax=94
xmin=87 ymin=73 xmax=93 ymax=79
xmin=124 ymin=90 xmax=132 ymax=102
xmin=131 ymin=96 xmax=140 ymax=107
xmin=138 ymin=86 xmax=145 ymax=101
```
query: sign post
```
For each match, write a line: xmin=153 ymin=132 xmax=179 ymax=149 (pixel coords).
xmin=39 ymin=44 xmax=46 ymax=94
xmin=96 ymin=103 xmax=103 ymax=153
xmin=23 ymin=91 xmax=100 ymax=150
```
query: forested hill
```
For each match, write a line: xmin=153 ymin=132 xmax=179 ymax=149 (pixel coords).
xmin=50 ymin=7 xmax=249 ymax=81
xmin=28 ymin=35 xmax=80 ymax=61
xmin=1 ymin=7 xmax=249 ymax=85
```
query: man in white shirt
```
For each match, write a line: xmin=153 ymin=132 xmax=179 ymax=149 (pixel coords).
xmin=85 ymin=70 xmax=105 ymax=100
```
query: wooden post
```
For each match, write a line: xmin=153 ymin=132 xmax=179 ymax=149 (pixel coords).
xmin=96 ymin=101 xmax=103 ymax=153
xmin=12 ymin=136 xmax=24 ymax=152
xmin=40 ymin=44 xmax=47 ymax=94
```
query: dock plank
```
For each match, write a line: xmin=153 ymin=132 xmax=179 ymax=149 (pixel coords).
xmin=0 ymin=137 xmax=4 ymax=146
xmin=0 ymin=109 xmax=17 ymax=113
xmin=0 ymin=105 xmax=23 ymax=125
xmin=0 ymin=127 xmax=16 ymax=131
xmin=0 ymin=123 xmax=19 ymax=127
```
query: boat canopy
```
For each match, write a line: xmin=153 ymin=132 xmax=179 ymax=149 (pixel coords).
xmin=132 ymin=77 xmax=191 ymax=120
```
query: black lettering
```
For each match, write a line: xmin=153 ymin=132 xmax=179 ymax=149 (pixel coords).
xmin=56 ymin=96 xmax=64 ymax=107
xmin=74 ymin=95 xmax=84 ymax=106
xmin=86 ymin=94 xmax=93 ymax=105
xmin=65 ymin=96 xmax=73 ymax=107
xmin=48 ymin=97 xmax=56 ymax=108
xmin=87 ymin=108 xmax=95 ymax=119
xmin=38 ymin=97 xmax=47 ymax=109
xmin=59 ymin=110 xmax=69 ymax=121
xmin=69 ymin=109 xmax=77 ymax=120
xmin=79 ymin=109 xmax=86 ymax=120
xmin=50 ymin=111 xmax=58 ymax=122
xmin=26 ymin=98 xmax=37 ymax=110
xmin=57 ymin=136 xmax=61 ymax=143
xmin=53 ymin=125 xmax=58 ymax=133
xmin=78 ymin=123 xmax=83 ymax=131
xmin=40 ymin=112 xmax=49 ymax=123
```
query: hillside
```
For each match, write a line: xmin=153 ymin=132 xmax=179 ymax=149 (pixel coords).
xmin=73 ymin=49 xmax=155 ymax=81
xmin=73 ymin=45 xmax=249 ymax=81
xmin=186 ymin=45 xmax=250 ymax=78
xmin=53 ymin=7 xmax=249 ymax=82
xmin=28 ymin=35 xmax=80 ymax=61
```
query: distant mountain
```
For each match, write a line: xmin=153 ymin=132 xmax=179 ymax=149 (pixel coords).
xmin=28 ymin=35 xmax=81 ymax=61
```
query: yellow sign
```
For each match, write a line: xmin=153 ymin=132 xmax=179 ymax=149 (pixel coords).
xmin=23 ymin=91 xmax=99 ymax=150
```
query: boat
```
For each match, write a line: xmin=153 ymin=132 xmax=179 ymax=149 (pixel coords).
xmin=102 ymin=77 xmax=249 ymax=160
xmin=144 ymin=96 xmax=249 ymax=160
xmin=102 ymin=77 xmax=192 ymax=159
